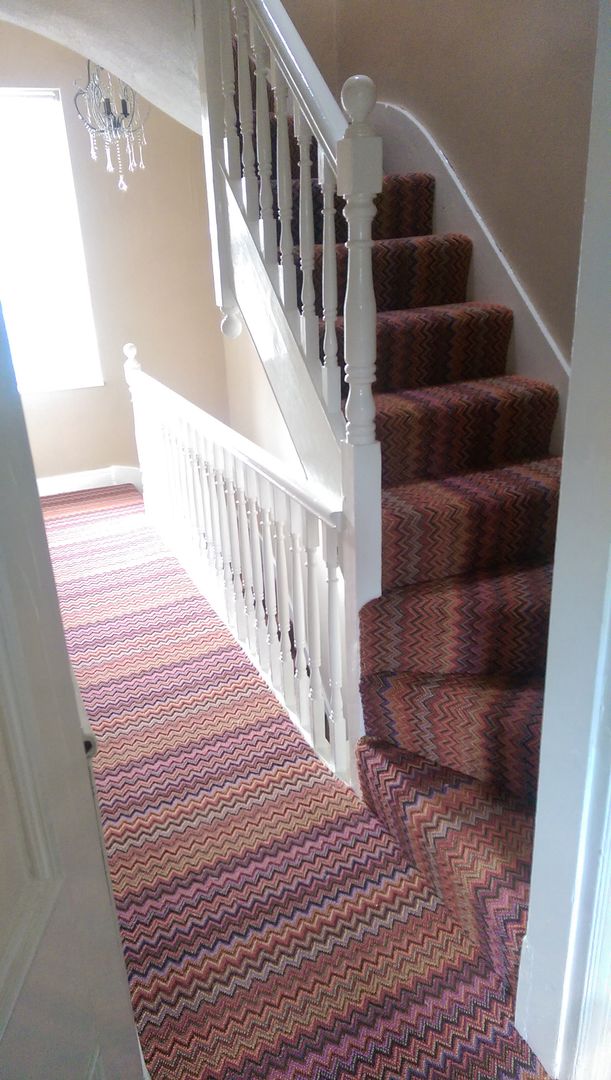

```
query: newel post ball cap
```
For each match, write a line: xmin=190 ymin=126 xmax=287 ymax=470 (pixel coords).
xmin=341 ymin=75 xmax=377 ymax=129
xmin=123 ymin=342 xmax=140 ymax=368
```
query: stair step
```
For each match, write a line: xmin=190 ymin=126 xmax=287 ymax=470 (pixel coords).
xmin=376 ymin=375 xmax=558 ymax=487
xmin=357 ymin=740 xmax=533 ymax=995
xmin=382 ymin=457 xmax=561 ymax=589
xmin=366 ymin=302 xmax=512 ymax=392
xmin=280 ymin=173 xmax=435 ymax=246
xmin=360 ymin=672 xmax=543 ymax=805
xmin=360 ymin=562 xmax=553 ymax=678
xmin=311 ymin=233 xmax=473 ymax=317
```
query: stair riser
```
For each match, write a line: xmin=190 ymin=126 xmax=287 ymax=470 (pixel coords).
xmin=382 ymin=460 xmax=561 ymax=589
xmin=333 ymin=303 xmax=513 ymax=394
xmin=360 ymin=565 xmax=553 ymax=678
xmin=377 ymin=378 xmax=558 ymax=487
xmin=357 ymin=741 xmax=533 ymax=996
xmin=360 ymin=674 xmax=542 ymax=806
xmin=307 ymin=234 xmax=472 ymax=318
xmin=279 ymin=173 xmax=435 ymax=247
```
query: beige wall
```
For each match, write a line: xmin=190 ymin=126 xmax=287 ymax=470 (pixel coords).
xmin=284 ymin=0 xmax=598 ymax=362
xmin=0 ymin=21 xmax=228 ymax=478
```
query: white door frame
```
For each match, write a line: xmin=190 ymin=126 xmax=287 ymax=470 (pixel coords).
xmin=515 ymin=3 xmax=611 ymax=1076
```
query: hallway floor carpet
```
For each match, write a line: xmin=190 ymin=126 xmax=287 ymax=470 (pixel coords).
xmin=42 ymin=485 xmax=548 ymax=1080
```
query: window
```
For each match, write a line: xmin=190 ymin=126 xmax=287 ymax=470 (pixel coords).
xmin=0 ymin=89 xmax=103 ymax=393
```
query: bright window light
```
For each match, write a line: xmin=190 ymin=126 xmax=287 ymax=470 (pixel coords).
xmin=0 ymin=89 xmax=103 ymax=393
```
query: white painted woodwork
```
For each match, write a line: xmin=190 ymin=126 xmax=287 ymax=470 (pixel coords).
xmin=294 ymin=106 xmax=320 ymax=385
xmin=223 ymin=174 xmax=342 ymax=493
xmin=0 ymin=314 xmax=143 ymax=1077
xmin=251 ymin=20 xmax=278 ymax=278
xmin=270 ymin=58 xmax=299 ymax=328
xmin=515 ymin=8 xmax=611 ymax=1074
xmin=337 ymin=75 xmax=383 ymax=448
xmin=126 ymin=355 xmax=352 ymax=778
xmin=218 ymin=0 xmax=241 ymax=181
xmin=233 ymin=0 xmax=259 ymax=229
xmin=320 ymin=154 xmax=341 ymax=423
xmin=194 ymin=0 xmax=242 ymax=334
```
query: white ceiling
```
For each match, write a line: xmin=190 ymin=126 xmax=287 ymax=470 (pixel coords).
xmin=0 ymin=0 xmax=201 ymax=131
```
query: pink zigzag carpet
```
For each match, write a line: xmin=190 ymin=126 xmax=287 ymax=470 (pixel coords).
xmin=42 ymin=485 xmax=548 ymax=1080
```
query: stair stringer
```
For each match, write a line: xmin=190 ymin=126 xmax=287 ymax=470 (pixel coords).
xmin=374 ymin=101 xmax=569 ymax=452
xmin=224 ymin=175 xmax=342 ymax=496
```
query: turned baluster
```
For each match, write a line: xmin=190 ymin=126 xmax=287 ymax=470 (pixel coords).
xmin=305 ymin=512 xmax=326 ymax=754
xmin=214 ymin=444 xmax=237 ymax=626
xmin=290 ymin=500 xmax=312 ymax=737
xmin=235 ymin=459 xmax=258 ymax=654
xmin=218 ymin=0 xmax=241 ymax=181
xmin=320 ymin=154 xmax=341 ymax=422
xmin=232 ymin=0 xmax=259 ymax=227
xmin=259 ymin=478 xmax=282 ymax=690
xmin=194 ymin=429 xmax=216 ymax=571
xmin=203 ymin=434 xmax=224 ymax=581
xmin=325 ymin=525 xmax=349 ymax=781
xmin=251 ymin=22 xmax=278 ymax=277
xmin=270 ymin=58 xmax=298 ymax=328
xmin=246 ymin=470 xmax=270 ymax=672
xmin=294 ymin=106 xmax=320 ymax=386
xmin=337 ymin=75 xmax=382 ymax=446
xmin=273 ymin=490 xmax=297 ymax=710
xmin=224 ymin=451 xmax=247 ymax=643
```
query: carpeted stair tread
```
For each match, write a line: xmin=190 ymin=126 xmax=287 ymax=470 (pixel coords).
xmin=376 ymin=375 xmax=559 ymax=487
xmin=360 ymin=672 xmax=543 ymax=805
xmin=334 ymin=302 xmax=514 ymax=393
xmin=357 ymin=739 xmax=533 ymax=995
xmin=360 ymin=562 xmax=553 ymax=678
xmin=279 ymin=172 xmax=435 ymax=246
xmin=382 ymin=457 xmax=561 ymax=589
xmin=312 ymin=233 xmax=473 ymax=317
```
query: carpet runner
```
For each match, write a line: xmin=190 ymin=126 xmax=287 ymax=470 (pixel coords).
xmin=42 ymin=486 xmax=549 ymax=1079
xmin=327 ymin=161 xmax=560 ymax=1002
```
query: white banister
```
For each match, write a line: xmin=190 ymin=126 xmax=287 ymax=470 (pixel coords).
xmin=160 ymin=0 xmax=385 ymax=788
xmin=125 ymin=353 xmax=354 ymax=779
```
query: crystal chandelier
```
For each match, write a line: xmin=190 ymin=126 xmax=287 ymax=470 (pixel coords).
xmin=74 ymin=61 xmax=146 ymax=191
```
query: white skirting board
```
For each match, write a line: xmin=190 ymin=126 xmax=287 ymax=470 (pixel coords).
xmin=37 ymin=465 xmax=143 ymax=498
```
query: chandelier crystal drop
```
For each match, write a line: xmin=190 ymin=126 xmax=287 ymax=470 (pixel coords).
xmin=74 ymin=61 xmax=147 ymax=191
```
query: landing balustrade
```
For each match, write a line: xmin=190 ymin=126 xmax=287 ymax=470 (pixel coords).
xmin=127 ymin=0 xmax=383 ymax=786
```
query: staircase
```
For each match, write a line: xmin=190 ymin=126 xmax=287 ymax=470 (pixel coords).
xmin=128 ymin=0 xmax=562 ymax=1020
xmin=311 ymin=163 xmax=559 ymax=1000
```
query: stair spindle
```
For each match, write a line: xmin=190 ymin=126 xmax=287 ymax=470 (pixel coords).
xmin=251 ymin=21 xmax=278 ymax=279
xmin=235 ymin=459 xmax=258 ymax=654
xmin=270 ymin=58 xmax=299 ymax=328
xmin=273 ymin=491 xmax=297 ymax=710
xmin=218 ymin=0 xmax=241 ymax=181
xmin=246 ymin=470 xmax=270 ymax=672
xmin=320 ymin=154 xmax=341 ymax=423
xmin=223 ymin=451 xmax=248 ymax=643
xmin=290 ymin=500 xmax=312 ymax=737
xmin=259 ymin=477 xmax=283 ymax=690
xmin=294 ymin=106 xmax=320 ymax=388
xmin=305 ymin=512 xmax=326 ymax=755
xmin=232 ymin=0 xmax=259 ymax=228
xmin=325 ymin=526 xmax=349 ymax=782
xmin=337 ymin=76 xmax=383 ymax=446
xmin=214 ymin=443 xmax=237 ymax=627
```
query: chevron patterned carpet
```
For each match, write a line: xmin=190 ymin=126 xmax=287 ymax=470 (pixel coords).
xmin=42 ymin=485 xmax=548 ymax=1079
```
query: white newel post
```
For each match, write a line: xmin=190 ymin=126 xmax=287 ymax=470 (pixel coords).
xmin=336 ymin=76 xmax=383 ymax=777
